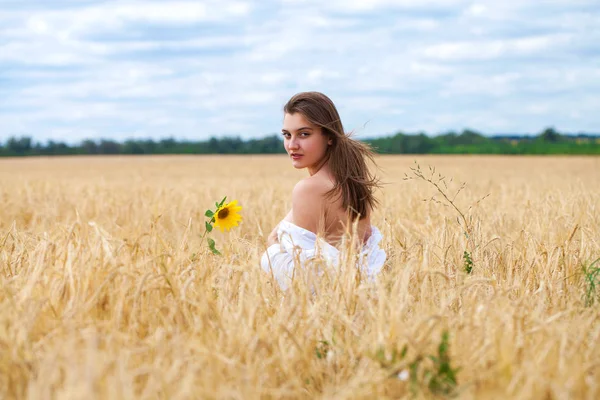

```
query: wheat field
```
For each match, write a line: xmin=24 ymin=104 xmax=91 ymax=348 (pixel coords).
xmin=0 ymin=155 xmax=599 ymax=399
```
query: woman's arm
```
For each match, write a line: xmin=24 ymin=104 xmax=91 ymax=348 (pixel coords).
xmin=266 ymin=209 xmax=293 ymax=246
xmin=266 ymin=224 xmax=279 ymax=246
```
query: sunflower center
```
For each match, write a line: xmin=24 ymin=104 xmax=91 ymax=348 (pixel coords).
xmin=217 ymin=208 xmax=230 ymax=219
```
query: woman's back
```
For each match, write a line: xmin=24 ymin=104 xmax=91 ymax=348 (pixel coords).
xmin=286 ymin=168 xmax=373 ymax=248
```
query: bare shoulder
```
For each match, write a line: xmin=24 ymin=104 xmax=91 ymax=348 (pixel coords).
xmin=292 ymin=175 xmax=333 ymax=198
xmin=291 ymin=176 xmax=334 ymax=233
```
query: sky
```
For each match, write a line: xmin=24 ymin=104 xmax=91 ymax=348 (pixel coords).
xmin=1 ymin=0 xmax=599 ymax=144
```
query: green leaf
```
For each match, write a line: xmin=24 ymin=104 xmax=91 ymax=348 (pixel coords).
xmin=400 ymin=345 xmax=408 ymax=359
xmin=315 ymin=341 xmax=329 ymax=359
xmin=205 ymin=209 xmax=214 ymax=218
xmin=207 ymin=237 xmax=221 ymax=255
xmin=218 ymin=196 xmax=227 ymax=208
xmin=205 ymin=221 xmax=213 ymax=232
xmin=375 ymin=347 xmax=385 ymax=363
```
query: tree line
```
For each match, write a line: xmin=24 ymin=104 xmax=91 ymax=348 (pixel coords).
xmin=1 ymin=127 xmax=599 ymax=157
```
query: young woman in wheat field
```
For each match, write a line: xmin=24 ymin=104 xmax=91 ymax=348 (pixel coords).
xmin=260 ymin=91 xmax=386 ymax=290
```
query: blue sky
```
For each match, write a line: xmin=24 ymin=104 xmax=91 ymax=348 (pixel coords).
xmin=1 ymin=0 xmax=599 ymax=143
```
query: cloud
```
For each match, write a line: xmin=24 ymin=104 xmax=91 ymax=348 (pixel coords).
xmin=0 ymin=0 xmax=599 ymax=144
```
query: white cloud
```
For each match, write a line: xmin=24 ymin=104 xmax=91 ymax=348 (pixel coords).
xmin=325 ymin=0 xmax=466 ymax=12
xmin=421 ymin=33 xmax=574 ymax=61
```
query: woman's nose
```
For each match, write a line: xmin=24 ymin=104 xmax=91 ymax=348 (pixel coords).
xmin=288 ymin=138 xmax=300 ymax=149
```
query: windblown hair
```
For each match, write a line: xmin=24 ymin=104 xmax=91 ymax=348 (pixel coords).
xmin=283 ymin=91 xmax=381 ymax=220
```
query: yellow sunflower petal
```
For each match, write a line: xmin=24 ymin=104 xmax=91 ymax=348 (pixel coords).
xmin=213 ymin=199 xmax=242 ymax=232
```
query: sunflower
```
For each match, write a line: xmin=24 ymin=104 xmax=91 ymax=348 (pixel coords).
xmin=213 ymin=200 xmax=243 ymax=232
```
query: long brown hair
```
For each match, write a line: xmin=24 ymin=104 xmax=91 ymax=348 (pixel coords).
xmin=283 ymin=91 xmax=380 ymax=220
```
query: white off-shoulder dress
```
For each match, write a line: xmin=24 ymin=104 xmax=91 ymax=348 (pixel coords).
xmin=260 ymin=220 xmax=386 ymax=290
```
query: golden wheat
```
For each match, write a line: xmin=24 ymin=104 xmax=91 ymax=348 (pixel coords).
xmin=1 ymin=155 xmax=599 ymax=399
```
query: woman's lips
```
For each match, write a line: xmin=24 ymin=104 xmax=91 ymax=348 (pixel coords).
xmin=291 ymin=154 xmax=303 ymax=160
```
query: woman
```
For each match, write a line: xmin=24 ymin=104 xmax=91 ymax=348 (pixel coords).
xmin=260 ymin=91 xmax=386 ymax=290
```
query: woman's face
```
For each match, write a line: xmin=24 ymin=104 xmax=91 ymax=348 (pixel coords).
xmin=282 ymin=112 xmax=332 ymax=175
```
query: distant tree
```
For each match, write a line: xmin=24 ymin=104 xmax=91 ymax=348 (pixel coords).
xmin=46 ymin=140 xmax=70 ymax=155
xmin=539 ymin=127 xmax=561 ymax=142
xmin=98 ymin=140 xmax=120 ymax=154
xmin=253 ymin=135 xmax=285 ymax=153
xmin=207 ymin=137 xmax=220 ymax=153
xmin=6 ymin=136 xmax=33 ymax=154
xmin=140 ymin=139 xmax=157 ymax=154
xmin=459 ymin=129 xmax=487 ymax=144
xmin=81 ymin=139 xmax=98 ymax=154
xmin=123 ymin=140 xmax=145 ymax=154
xmin=405 ymin=132 xmax=435 ymax=153
xmin=160 ymin=138 xmax=177 ymax=152
xmin=32 ymin=141 xmax=44 ymax=155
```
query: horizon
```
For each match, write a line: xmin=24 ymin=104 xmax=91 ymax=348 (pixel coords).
xmin=4 ymin=127 xmax=600 ymax=147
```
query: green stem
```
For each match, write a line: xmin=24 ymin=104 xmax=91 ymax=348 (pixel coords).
xmin=200 ymin=217 xmax=215 ymax=245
